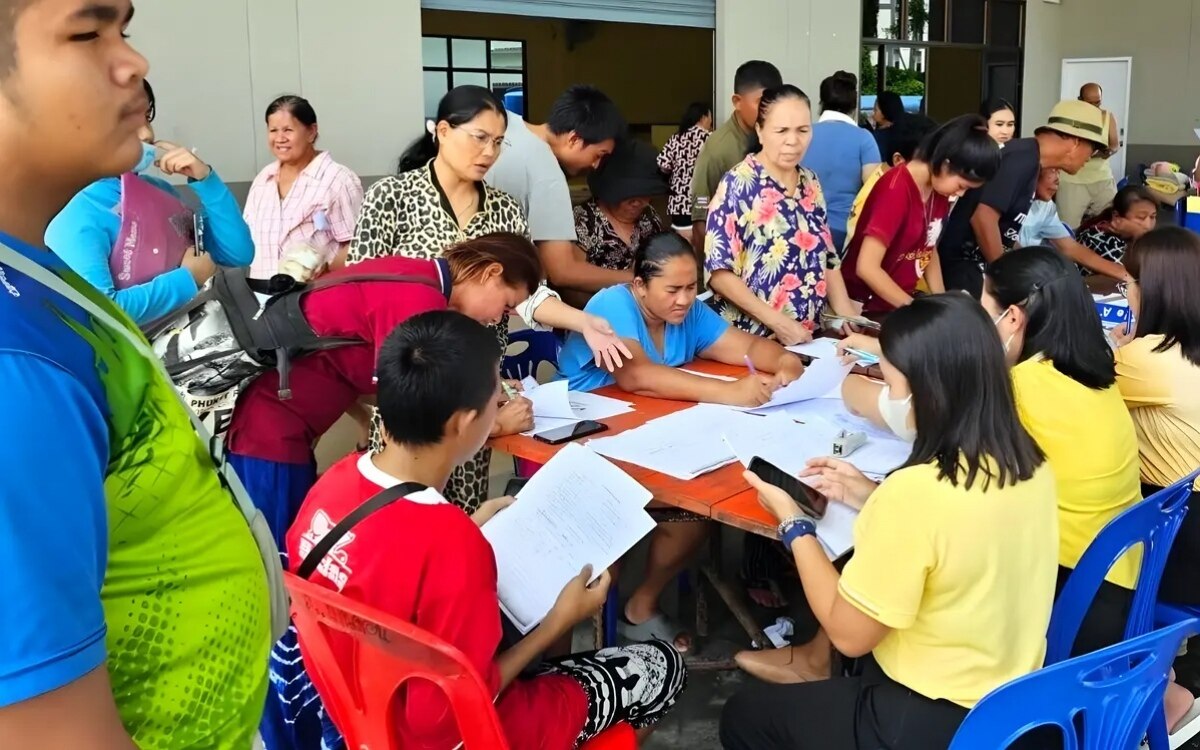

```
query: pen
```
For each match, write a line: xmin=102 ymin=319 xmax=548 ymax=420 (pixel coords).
xmin=501 ymin=381 xmax=518 ymax=400
xmin=844 ymin=347 xmax=880 ymax=365
xmin=744 ymin=354 xmax=758 ymax=376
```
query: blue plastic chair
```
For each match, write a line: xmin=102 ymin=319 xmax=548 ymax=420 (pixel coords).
xmin=948 ymin=619 xmax=1199 ymax=749
xmin=1046 ymin=473 xmax=1195 ymax=665
xmin=501 ymin=329 xmax=559 ymax=382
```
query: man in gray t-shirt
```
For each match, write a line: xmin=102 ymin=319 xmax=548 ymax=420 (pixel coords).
xmin=486 ymin=86 xmax=627 ymax=301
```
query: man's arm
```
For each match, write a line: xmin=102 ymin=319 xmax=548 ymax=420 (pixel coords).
xmin=0 ymin=668 xmax=138 ymax=750
xmin=970 ymin=204 xmax=1006 ymax=262
xmin=0 ymin=354 xmax=134 ymax=748
xmin=1105 ymin=111 xmax=1121 ymax=158
xmin=535 ymin=240 xmax=633 ymax=292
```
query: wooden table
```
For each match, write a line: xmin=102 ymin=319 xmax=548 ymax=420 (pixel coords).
xmin=490 ymin=353 xmax=878 ymax=657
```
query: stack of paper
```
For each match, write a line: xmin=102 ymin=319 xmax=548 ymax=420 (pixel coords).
xmin=518 ymin=378 xmax=634 ymax=436
xmin=786 ymin=338 xmax=841 ymax=360
xmin=482 ymin=443 xmax=655 ymax=633
xmin=588 ymin=404 xmax=765 ymax=480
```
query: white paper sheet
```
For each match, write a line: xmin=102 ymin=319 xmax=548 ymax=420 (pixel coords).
xmin=588 ymin=404 xmax=763 ymax=480
xmin=482 ymin=443 xmax=655 ymax=634
xmin=730 ymin=356 xmax=854 ymax=413
xmin=786 ymin=338 xmax=841 ymax=360
xmin=678 ymin=368 xmax=736 ymax=382
xmin=524 ymin=379 xmax=576 ymax=419
xmin=521 ymin=388 xmax=634 ymax=437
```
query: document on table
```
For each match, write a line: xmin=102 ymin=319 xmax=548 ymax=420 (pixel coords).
xmin=729 ymin=355 xmax=854 ymax=413
xmin=786 ymin=338 xmax=841 ymax=360
xmin=519 ymin=379 xmax=634 ymax=436
xmin=722 ymin=415 xmax=863 ymax=560
xmin=482 ymin=443 xmax=655 ymax=634
xmin=588 ymin=404 xmax=764 ymax=480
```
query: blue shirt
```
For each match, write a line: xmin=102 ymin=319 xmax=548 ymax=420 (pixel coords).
xmin=802 ymin=117 xmax=882 ymax=248
xmin=560 ymin=284 xmax=729 ymax=392
xmin=45 ymin=170 xmax=254 ymax=324
xmin=1017 ymin=199 xmax=1072 ymax=248
xmin=0 ymin=232 xmax=270 ymax=744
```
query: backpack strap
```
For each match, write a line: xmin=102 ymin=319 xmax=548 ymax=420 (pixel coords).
xmin=0 ymin=241 xmax=291 ymax=641
xmin=297 ymin=481 xmax=428 ymax=580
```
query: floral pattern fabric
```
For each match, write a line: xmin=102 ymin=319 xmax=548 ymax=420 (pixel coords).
xmin=703 ymin=154 xmax=839 ymax=337
xmin=573 ymin=199 xmax=666 ymax=271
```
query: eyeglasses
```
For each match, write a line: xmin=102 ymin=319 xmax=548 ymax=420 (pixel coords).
xmin=455 ymin=128 xmax=509 ymax=153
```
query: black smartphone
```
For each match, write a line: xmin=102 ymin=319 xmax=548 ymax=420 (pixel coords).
xmin=747 ymin=456 xmax=828 ymax=520
xmin=532 ymin=420 xmax=608 ymax=445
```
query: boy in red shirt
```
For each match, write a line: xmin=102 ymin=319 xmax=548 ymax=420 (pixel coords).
xmin=289 ymin=310 xmax=686 ymax=748
xmin=842 ymin=116 xmax=1000 ymax=312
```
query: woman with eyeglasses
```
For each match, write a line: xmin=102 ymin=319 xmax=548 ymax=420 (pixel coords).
xmin=343 ymin=85 xmax=631 ymax=511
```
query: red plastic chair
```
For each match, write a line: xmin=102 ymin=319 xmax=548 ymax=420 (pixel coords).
xmin=285 ymin=572 xmax=637 ymax=750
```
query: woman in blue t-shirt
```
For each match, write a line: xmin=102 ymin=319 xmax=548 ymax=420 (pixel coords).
xmin=560 ymin=231 xmax=807 ymax=652
xmin=561 ymin=231 xmax=805 ymax=400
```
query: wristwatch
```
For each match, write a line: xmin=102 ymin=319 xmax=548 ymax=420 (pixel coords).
xmin=778 ymin=516 xmax=817 ymax=547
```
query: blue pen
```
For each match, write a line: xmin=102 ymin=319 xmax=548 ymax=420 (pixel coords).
xmin=844 ymin=347 xmax=880 ymax=365
xmin=744 ymin=354 xmax=758 ymax=375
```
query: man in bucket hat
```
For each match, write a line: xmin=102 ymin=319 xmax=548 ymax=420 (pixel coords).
xmin=938 ymin=99 xmax=1110 ymax=296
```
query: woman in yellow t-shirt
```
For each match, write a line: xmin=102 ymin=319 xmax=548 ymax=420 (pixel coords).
xmin=980 ymin=247 xmax=1143 ymax=657
xmin=1115 ymin=227 xmax=1200 ymax=606
xmin=721 ymin=293 xmax=1058 ymax=750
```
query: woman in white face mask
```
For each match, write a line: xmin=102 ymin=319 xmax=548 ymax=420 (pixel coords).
xmin=723 ymin=293 xmax=1059 ymax=750
xmin=45 ymin=79 xmax=254 ymax=325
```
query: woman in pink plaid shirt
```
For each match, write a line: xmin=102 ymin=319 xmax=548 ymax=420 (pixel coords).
xmin=244 ymin=95 xmax=364 ymax=279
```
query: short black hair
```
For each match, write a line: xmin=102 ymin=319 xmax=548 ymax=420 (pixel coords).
xmin=915 ymin=114 xmax=1000 ymax=182
xmin=1112 ymin=185 xmax=1157 ymax=218
xmin=734 ymin=60 xmax=783 ymax=95
xmin=143 ymin=79 xmax=156 ymax=123
xmin=546 ymin=85 xmax=626 ymax=145
xmin=633 ymin=232 xmax=695 ymax=282
xmin=1125 ymin=227 xmax=1200 ymax=367
xmin=985 ymin=246 xmax=1116 ymax=390
xmin=887 ymin=114 xmax=938 ymax=162
xmin=876 ymin=91 xmax=905 ymax=123
xmin=882 ymin=293 xmax=1044 ymax=490
xmin=376 ymin=311 xmax=501 ymax=447
xmin=819 ymin=71 xmax=859 ymax=115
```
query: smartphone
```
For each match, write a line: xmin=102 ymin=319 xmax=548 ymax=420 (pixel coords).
xmin=747 ymin=456 xmax=828 ymax=520
xmin=533 ymin=420 xmax=608 ymax=445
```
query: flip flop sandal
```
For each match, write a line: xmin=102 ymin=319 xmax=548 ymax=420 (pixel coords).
xmin=618 ymin=611 xmax=692 ymax=653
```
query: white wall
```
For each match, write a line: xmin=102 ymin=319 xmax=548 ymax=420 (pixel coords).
xmin=132 ymin=0 xmax=423 ymax=185
xmin=715 ymin=0 xmax=861 ymax=121
xmin=1021 ymin=0 xmax=1063 ymax=130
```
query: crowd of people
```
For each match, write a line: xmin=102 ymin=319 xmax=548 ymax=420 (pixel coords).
xmin=1 ymin=2 xmax=1198 ymax=749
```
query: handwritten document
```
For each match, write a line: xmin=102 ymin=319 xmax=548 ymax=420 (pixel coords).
xmin=729 ymin=355 xmax=854 ymax=413
xmin=482 ymin=443 xmax=655 ymax=633
xmin=519 ymin=380 xmax=634 ymax=436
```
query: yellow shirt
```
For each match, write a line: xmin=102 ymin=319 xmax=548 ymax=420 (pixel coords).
xmin=1115 ymin=335 xmax=1200 ymax=490
xmin=846 ymin=163 xmax=887 ymax=241
xmin=1012 ymin=357 xmax=1143 ymax=588
xmin=839 ymin=461 xmax=1058 ymax=708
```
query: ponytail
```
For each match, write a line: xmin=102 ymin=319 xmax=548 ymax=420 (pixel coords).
xmin=397 ymin=120 xmax=439 ymax=174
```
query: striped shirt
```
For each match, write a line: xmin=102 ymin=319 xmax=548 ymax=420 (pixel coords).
xmin=244 ymin=151 xmax=363 ymax=278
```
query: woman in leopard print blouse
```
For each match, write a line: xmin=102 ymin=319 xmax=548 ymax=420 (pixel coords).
xmin=344 ymin=85 xmax=631 ymax=512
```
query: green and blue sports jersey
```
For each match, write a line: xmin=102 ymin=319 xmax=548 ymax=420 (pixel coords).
xmin=0 ymin=231 xmax=270 ymax=747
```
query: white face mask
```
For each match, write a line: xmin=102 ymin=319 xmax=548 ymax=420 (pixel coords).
xmin=877 ymin=385 xmax=917 ymax=443
xmin=992 ymin=308 xmax=1017 ymax=353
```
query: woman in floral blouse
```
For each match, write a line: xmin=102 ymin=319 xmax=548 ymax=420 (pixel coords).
xmin=705 ymin=85 xmax=859 ymax=345
xmin=658 ymin=102 xmax=712 ymax=230
xmin=574 ymin=139 xmax=668 ymax=279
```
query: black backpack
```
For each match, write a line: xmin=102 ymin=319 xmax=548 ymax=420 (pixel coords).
xmin=147 ymin=267 xmax=439 ymax=434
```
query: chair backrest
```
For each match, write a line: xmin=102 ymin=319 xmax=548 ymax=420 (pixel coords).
xmin=949 ymin=619 xmax=1199 ymax=750
xmin=503 ymin=329 xmax=559 ymax=381
xmin=284 ymin=572 xmax=509 ymax=750
xmin=1046 ymin=470 xmax=1197 ymax=665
